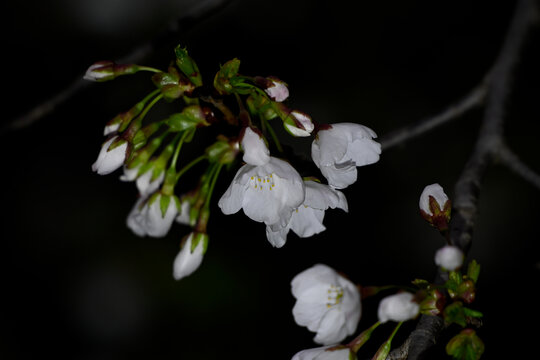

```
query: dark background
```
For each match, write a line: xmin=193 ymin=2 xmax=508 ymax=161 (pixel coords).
xmin=3 ymin=0 xmax=539 ymax=359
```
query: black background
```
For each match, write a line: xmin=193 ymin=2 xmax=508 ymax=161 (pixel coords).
xmin=3 ymin=0 xmax=539 ymax=359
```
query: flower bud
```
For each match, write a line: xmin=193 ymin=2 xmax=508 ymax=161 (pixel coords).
xmin=205 ymin=136 xmax=239 ymax=165
xmin=173 ymin=231 xmax=208 ymax=280
xmin=152 ymin=67 xmax=195 ymax=100
xmin=435 ymin=245 xmax=464 ymax=271
xmin=262 ymin=76 xmax=289 ymax=102
xmin=377 ymin=292 xmax=419 ymax=323
xmin=105 ymin=101 xmax=146 ymax=136
xmin=84 ymin=61 xmax=139 ymax=82
xmin=174 ymin=46 xmax=203 ymax=87
xmin=213 ymin=58 xmax=241 ymax=95
xmin=419 ymin=183 xmax=451 ymax=231
xmin=92 ymin=136 xmax=128 ymax=175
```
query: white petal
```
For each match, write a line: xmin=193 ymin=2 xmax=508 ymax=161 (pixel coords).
xmin=291 ymin=264 xmax=340 ymax=299
xmin=265 ymin=223 xmax=290 ymax=248
xmin=120 ymin=165 xmax=140 ymax=182
xmin=285 ymin=122 xmax=312 ymax=137
xmin=104 ymin=123 xmax=120 ymax=136
xmin=346 ymin=137 xmax=381 ymax=167
xmin=136 ymin=169 xmax=165 ymax=197
xmin=241 ymin=127 xmax=270 ymax=166
xmin=173 ymin=233 xmax=205 ymax=280
xmin=313 ymin=307 xmax=348 ymax=345
xmin=292 ymin=346 xmax=352 ymax=360
xmin=289 ymin=206 xmax=326 ymax=238
xmin=126 ymin=197 xmax=148 ymax=237
xmin=320 ymin=162 xmax=357 ymax=190
xmin=303 ymin=181 xmax=348 ymax=211
xmin=176 ymin=200 xmax=192 ymax=226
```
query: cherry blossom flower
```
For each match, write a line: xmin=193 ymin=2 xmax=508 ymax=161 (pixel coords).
xmin=241 ymin=126 xmax=270 ymax=166
xmin=173 ymin=232 xmax=207 ymax=280
xmin=92 ymin=136 xmax=128 ymax=175
xmin=266 ymin=180 xmax=348 ymax=247
xmin=419 ymin=183 xmax=449 ymax=216
xmin=292 ymin=345 xmax=356 ymax=360
xmin=434 ymin=245 xmax=464 ymax=271
xmin=120 ymin=164 xmax=165 ymax=197
xmin=377 ymin=292 xmax=419 ymax=323
xmin=218 ymin=157 xmax=304 ymax=228
xmin=291 ymin=264 xmax=361 ymax=345
xmin=126 ymin=194 xmax=178 ymax=237
xmin=311 ymin=123 xmax=381 ymax=189
xmin=265 ymin=77 xmax=289 ymax=102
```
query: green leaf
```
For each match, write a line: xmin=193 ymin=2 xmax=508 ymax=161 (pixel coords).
xmin=444 ymin=302 xmax=467 ymax=327
xmin=467 ymin=260 xmax=481 ymax=284
xmin=463 ymin=307 xmax=483 ymax=319
xmin=446 ymin=329 xmax=485 ymax=360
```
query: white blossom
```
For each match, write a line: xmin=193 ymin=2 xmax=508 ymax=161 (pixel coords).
xmin=292 ymin=346 xmax=356 ymax=360
xmin=126 ymin=194 xmax=178 ymax=238
xmin=176 ymin=198 xmax=193 ymax=226
xmin=218 ymin=157 xmax=304 ymax=228
xmin=291 ymin=264 xmax=361 ymax=345
xmin=265 ymin=77 xmax=289 ymax=102
xmin=311 ymin=123 xmax=381 ymax=189
xmin=434 ymin=245 xmax=464 ymax=271
xmin=104 ymin=123 xmax=120 ymax=136
xmin=120 ymin=164 xmax=140 ymax=182
xmin=266 ymin=181 xmax=348 ymax=247
xmin=377 ymin=292 xmax=419 ymax=323
xmin=419 ymin=183 xmax=449 ymax=215
xmin=241 ymin=127 xmax=270 ymax=166
xmin=173 ymin=232 xmax=207 ymax=280
xmin=92 ymin=136 xmax=127 ymax=175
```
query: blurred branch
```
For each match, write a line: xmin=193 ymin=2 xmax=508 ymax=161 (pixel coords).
xmin=498 ymin=144 xmax=540 ymax=190
xmin=379 ymin=79 xmax=488 ymax=151
xmin=384 ymin=0 xmax=539 ymax=359
xmin=1 ymin=0 xmax=233 ymax=135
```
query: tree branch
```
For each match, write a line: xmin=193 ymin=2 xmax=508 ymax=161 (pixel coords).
xmin=379 ymin=79 xmax=488 ymax=151
xmin=1 ymin=0 xmax=233 ymax=135
xmin=497 ymin=144 xmax=540 ymax=190
xmin=385 ymin=0 xmax=539 ymax=359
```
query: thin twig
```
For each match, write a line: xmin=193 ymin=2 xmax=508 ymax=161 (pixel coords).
xmin=380 ymin=79 xmax=488 ymax=151
xmin=1 ymin=0 xmax=232 ymax=136
xmin=498 ymin=144 xmax=540 ymax=190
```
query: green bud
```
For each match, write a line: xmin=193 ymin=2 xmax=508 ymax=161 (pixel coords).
xmin=467 ymin=260 xmax=481 ymax=284
xmin=213 ymin=58 xmax=241 ymax=95
xmin=84 ymin=61 xmax=140 ymax=82
xmin=152 ymin=67 xmax=195 ymax=101
xmin=446 ymin=329 xmax=484 ymax=360
xmin=205 ymin=137 xmax=239 ymax=164
xmin=175 ymin=46 xmax=203 ymax=87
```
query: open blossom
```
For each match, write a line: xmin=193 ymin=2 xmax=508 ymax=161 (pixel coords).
xmin=173 ymin=232 xmax=207 ymax=280
xmin=419 ymin=183 xmax=449 ymax=216
xmin=292 ymin=346 xmax=356 ymax=360
xmin=311 ymin=123 xmax=381 ymax=189
xmin=292 ymin=264 xmax=361 ymax=345
xmin=241 ymin=126 xmax=270 ymax=166
xmin=92 ymin=136 xmax=128 ymax=175
xmin=266 ymin=180 xmax=348 ymax=247
xmin=265 ymin=77 xmax=289 ymax=102
xmin=377 ymin=292 xmax=419 ymax=323
xmin=126 ymin=194 xmax=178 ymax=237
xmin=218 ymin=157 xmax=304 ymax=228
xmin=434 ymin=245 xmax=464 ymax=271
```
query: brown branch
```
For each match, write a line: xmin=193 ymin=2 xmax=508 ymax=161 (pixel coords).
xmin=1 ymin=0 xmax=233 ymax=136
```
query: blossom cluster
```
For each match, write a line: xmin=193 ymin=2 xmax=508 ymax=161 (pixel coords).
xmin=86 ymin=45 xmax=381 ymax=281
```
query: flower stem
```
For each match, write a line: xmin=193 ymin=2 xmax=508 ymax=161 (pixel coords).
xmin=349 ymin=321 xmax=381 ymax=353
xmin=175 ymin=154 xmax=208 ymax=183
xmin=263 ymin=117 xmax=283 ymax=153
xmin=138 ymin=65 xmax=163 ymax=73
xmin=170 ymin=129 xmax=192 ymax=169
